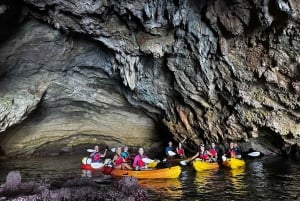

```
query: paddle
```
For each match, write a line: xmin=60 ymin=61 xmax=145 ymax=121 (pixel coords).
xmin=179 ymin=158 xmax=194 ymax=166
xmin=168 ymin=150 xmax=177 ymax=156
xmin=87 ymin=149 xmax=96 ymax=153
xmin=247 ymin=151 xmax=261 ymax=157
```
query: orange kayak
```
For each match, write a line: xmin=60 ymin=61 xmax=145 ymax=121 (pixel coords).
xmin=110 ymin=166 xmax=181 ymax=179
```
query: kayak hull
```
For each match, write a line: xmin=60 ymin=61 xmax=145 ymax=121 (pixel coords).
xmin=110 ymin=166 xmax=181 ymax=179
xmin=80 ymin=163 xmax=104 ymax=170
xmin=192 ymin=160 xmax=219 ymax=171
xmin=222 ymin=158 xmax=245 ymax=169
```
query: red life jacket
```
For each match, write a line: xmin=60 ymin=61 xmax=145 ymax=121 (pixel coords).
xmin=209 ymin=149 xmax=217 ymax=156
xmin=177 ymin=148 xmax=184 ymax=156
xmin=115 ymin=155 xmax=123 ymax=165
xmin=138 ymin=155 xmax=146 ymax=167
xmin=199 ymin=151 xmax=209 ymax=160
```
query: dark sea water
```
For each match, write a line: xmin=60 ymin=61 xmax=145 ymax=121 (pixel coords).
xmin=0 ymin=155 xmax=299 ymax=201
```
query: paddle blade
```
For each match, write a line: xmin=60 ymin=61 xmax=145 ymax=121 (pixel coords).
xmin=81 ymin=157 xmax=92 ymax=164
xmin=180 ymin=160 xmax=188 ymax=166
xmin=168 ymin=150 xmax=176 ymax=156
xmin=110 ymin=147 xmax=116 ymax=152
xmin=247 ymin=151 xmax=261 ymax=157
xmin=87 ymin=149 xmax=96 ymax=153
xmin=222 ymin=155 xmax=227 ymax=161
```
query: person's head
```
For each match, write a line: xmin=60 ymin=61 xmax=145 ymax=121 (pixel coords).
xmin=230 ymin=142 xmax=234 ymax=148
xmin=138 ymin=147 xmax=144 ymax=155
xmin=116 ymin=147 xmax=122 ymax=154
xmin=200 ymin=144 xmax=205 ymax=151
xmin=94 ymin=145 xmax=99 ymax=152
xmin=211 ymin=143 xmax=215 ymax=148
xmin=233 ymin=142 xmax=238 ymax=147
xmin=168 ymin=141 xmax=173 ymax=147
xmin=123 ymin=146 xmax=128 ymax=152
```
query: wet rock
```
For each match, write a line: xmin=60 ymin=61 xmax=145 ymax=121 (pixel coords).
xmin=0 ymin=172 xmax=148 ymax=201
xmin=5 ymin=171 xmax=21 ymax=192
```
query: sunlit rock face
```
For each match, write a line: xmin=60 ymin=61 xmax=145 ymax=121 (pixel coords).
xmin=0 ymin=20 xmax=160 ymax=156
xmin=1 ymin=0 xmax=300 ymax=156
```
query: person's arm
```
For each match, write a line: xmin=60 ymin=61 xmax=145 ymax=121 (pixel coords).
xmin=207 ymin=150 xmax=213 ymax=157
xmin=191 ymin=152 xmax=199 ymax=160
xmin=101 ymin=149 xmax=107 ymax=157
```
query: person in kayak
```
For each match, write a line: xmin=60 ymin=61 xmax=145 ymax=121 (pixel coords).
xmin=133 ymin=147 xmax=148 ymax=170
xmin=90 ymin=145 xmax=107 ymax=163
xmin=191 ymin=144 xmax=213 ymax=162
xmin=208 ymin=142 xmax=219 ymax=162
xmin=225 ymin=142 xmax=241 ymax=158
xmin=176 ymin=136 xmax=187 ymax=158
xmin=112 ymin=147 xmax=132 ymax=169
xmin=121 ymin=145 xmax=131 ymax=163
xmin=233 ymin=142 xmax=242 ymax=159
xmin=165 ymin=141 xmax=176 ymax=157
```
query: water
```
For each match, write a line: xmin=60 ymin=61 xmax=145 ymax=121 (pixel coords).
xmin=0 ymin=155 xmax=299 ymax=200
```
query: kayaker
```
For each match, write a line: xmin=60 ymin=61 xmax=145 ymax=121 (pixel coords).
xmin=176 ymin=136 xmax=187 ymax=158
xmin=226 ymin=142 xmax=239 ymax=158
xmin=165 ymin=141 xmax=176 ymax=157
xmin=90 ymin=145 xmax=107 ymax=163
xmin=191 ymin=144 xmax=212 ymax=162
xmin=121 ymin=146 xmax=131 ymax=162
xmin=208 ymin=142 xmax=219 ymax=162
xmin=233 ymin=142 xmax=242 ymax=159
xmin=133 ymin=147 xmax=148 ymax=170
xmin=112 ymin=147 xmax=132 ymax=169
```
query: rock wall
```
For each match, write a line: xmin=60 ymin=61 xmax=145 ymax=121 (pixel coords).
xmin=0 ymin=0 xmax=300 ymax=156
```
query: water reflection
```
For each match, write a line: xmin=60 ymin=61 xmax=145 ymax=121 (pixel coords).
xmin=224 ymin=167 xmax=246 ymax=193
xmin=1 ymin=155 xmax=300 ymax=200
xmin=194 ymin=170 xmax=215 ymax=188
xmin=81 ymin=169 xmax=103 ymax=178
xmin=139 ymin=178 xmax=182 ymax=200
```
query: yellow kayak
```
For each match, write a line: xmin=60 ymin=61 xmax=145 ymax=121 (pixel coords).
xmin=192 ymin=160 xmax=219 ymax=171
xmin=110 ymin=166 xmax=181 ymax=179
xmin=222 ymin=158 xmax=245 ymax=169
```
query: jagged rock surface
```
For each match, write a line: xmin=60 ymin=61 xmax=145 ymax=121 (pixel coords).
xmin=0 ymin=0 xmax=300 ymax=156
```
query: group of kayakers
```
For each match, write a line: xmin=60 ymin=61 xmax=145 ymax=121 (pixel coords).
xmin=89 ymin=145 xmax=150 ymax=170
xmin=88 ymin=140 xmax=243 ymax=170
xmin=165 ymin=140 xmax=243 ymax=163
